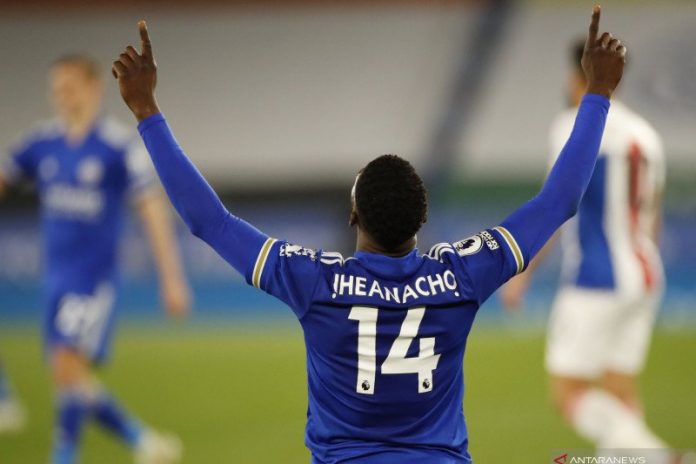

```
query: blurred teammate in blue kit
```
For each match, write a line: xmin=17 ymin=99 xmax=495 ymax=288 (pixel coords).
xmin=113 ymin=6 xmax=625 ymax=463
xmin=0 ymin=55 xmax=190 ymax=463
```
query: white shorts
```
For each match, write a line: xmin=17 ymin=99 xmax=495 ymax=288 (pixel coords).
xmin=545 ymin=287 xmax=660 ymax=379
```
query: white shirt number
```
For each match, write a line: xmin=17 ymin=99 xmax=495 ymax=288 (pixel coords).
xmin=348 ymin=305 xmax=440 ymax=395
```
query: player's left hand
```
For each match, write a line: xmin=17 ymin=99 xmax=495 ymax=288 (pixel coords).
xmin=582 ymin=5 xmax=627 ymax=99
xmin=113 ymin=21 xmax=160 ymax=121
xmin=161 ymin=279 xmax=192 ymax=320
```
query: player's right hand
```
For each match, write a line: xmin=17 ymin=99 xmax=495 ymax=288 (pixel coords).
xmin=112 ymin=21 xmax=160 ymax=122
xmin=582 ymin=5 xmax=626 ymax=99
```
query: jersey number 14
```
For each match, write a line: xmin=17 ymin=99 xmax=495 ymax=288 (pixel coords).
xmin=348 ymin=306 xmax=441 ymax=395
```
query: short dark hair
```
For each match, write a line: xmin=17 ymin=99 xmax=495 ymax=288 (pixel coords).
xmin=52 ymin=54 xmax=103 ymax=81
xmin=354 ymin=154 xmax=427 ymax=252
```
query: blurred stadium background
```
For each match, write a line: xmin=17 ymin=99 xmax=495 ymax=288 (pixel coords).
xmin=0 ymin=0 xmax=694 ymax=462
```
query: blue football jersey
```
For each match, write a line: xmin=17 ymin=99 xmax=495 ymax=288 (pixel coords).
xmin=246 ymin=229 xmax=524 ymax=463
xmin=136 ymin=95 xmax=608 ymax=463
xmin=1 ymin=117 xmax=153 ymax=302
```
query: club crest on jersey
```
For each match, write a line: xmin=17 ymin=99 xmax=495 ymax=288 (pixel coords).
xmin=280 ymin=243 xmax=317 ymax=261
xmin=77 ymin=157 xmax=104 ymax=185
xmin=453 ymin=235 xmax=483 ymax=257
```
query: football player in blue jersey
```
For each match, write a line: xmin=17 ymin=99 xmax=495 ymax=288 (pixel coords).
xmin=113 ymin=6 xmax=625 ymax=463
xmin=0 ymin=55 xmax=190 ymax=463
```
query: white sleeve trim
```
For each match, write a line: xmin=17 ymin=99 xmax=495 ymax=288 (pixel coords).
xmin=251 ymin=238 xmax=277 ymax=288
xmin=493 ymin=226 xmax=524 ymax=274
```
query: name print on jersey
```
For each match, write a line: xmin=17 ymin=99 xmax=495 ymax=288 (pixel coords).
xmin=43 ymin=184 xmax=104 ymax=219
xmin=331 ymin=270 xmax=460 ymax=303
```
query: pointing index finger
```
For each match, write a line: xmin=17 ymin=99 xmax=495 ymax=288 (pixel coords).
xmin=586 ymin=5 xmax=601 ymax=50
xmin=139 ymin=20 xmax=153 ymax=60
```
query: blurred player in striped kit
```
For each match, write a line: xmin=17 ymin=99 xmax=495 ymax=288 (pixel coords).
xmin=502 ymin=40 xmax=678 ymax=457
xmin=0 ymin=55 xmax=190 ymax=463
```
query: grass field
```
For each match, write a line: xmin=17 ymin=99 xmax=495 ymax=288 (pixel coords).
xmin=0 ymin=324 xmax=694 ymax=463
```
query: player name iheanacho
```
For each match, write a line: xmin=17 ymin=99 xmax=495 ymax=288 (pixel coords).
xmin=331 ymin=270 xmax=460 ymax=303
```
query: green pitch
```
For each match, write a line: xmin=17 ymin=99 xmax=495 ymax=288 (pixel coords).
xmin=1 ymin=324 xmax=694 ymax=463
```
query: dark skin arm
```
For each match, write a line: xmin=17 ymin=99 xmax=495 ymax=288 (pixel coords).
xmin=582 ymin=5 xmax=626 ymax=98
xmin=112 ymin=21 xmax=161 ymax=122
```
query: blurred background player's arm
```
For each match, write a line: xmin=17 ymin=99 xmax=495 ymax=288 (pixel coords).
xmin=653 ymin=193 xmax=663 ymax=243
xmin=500 ymin=231 xmax=558 ymax=310
xmin=135 ymin=190 xmax=191 ymax=319
xmin=650 ymin=132 xmax=667 ymax=244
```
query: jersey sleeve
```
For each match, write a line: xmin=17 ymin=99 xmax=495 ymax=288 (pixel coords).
xmin=445 ymin=94 xmax=610 ymax=306
xmin=137 ymin=112 xmax=321 ymax=319
xmin=124 ymin=139 xmax=156 ymax=199
xmin=443 ymin=227 xmax=524 ymax=304
xmin=250 ymin=240 xmax=323 ymax=319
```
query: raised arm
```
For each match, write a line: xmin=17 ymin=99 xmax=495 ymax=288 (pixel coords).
xmin=500 ymin=6 xmax=625 ymax=268
xmin=113 ymin=21 xmax=269 ymax=277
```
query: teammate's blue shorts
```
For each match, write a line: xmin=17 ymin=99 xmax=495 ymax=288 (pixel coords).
xmin=42 ymin=281 xmax=118 ymax=365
